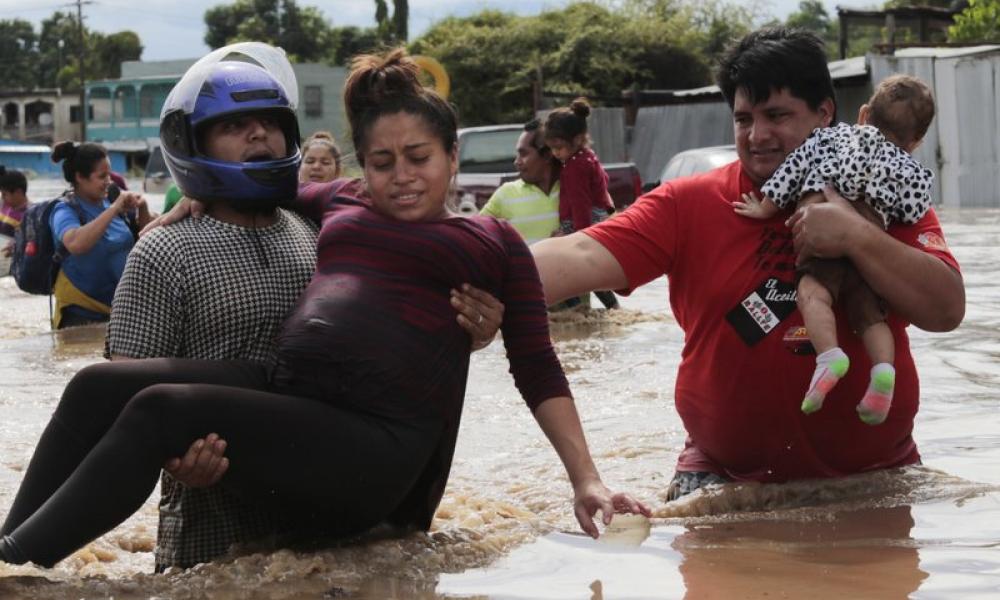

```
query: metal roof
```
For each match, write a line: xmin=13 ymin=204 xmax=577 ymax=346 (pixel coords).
xmin=671 ymin=55 xmax=869 ymax=99
xmin=891 ymin=45 xmax=1000 ymax=58
xmin=0 ymin=144 xmax=50 ymax=153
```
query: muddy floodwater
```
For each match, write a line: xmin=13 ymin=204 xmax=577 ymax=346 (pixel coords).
xmin=1 ymin=188 xmax=998 ymax=599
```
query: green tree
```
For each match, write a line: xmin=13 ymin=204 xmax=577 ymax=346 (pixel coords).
xmin=410 ymin=2 xmax=714 ymax=126
xmin=949 ymin=0 xmax=1000 ymax=42
xmin=91 ymin=31 xmax=143 ymax=80
xmin=374 ymin=0 xmax=408 ymax=42
xmin=41 ymin=14 xmax=142 ymax=90
xmin=0 ymin=19 xmax=38 ymax=90
xmin=786 ymin=0 xmax=832 ymax=37
xmin=204 ymin=0 xmax=334 ymax=61
xmin=329 ymin=25 xmax=381 ymax=65
xmin=36 ymin=12 xmax=80 ymax=89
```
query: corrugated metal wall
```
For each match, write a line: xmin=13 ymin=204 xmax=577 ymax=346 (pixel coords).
xmin=588 ymin=107 xmax=627 ymax=164
xmin=627 ymin=84 xmax=873 ymax=187
xmin=552 ymin=48 xmax=1000 ymax=206
xmin=871 ymin=48 xmax=1000 ymax=208
xmin=944 ymin=53 xmax=1000 ymax=208
xmin=629 ymin=102 xmax=734 ymax=185
xmin=536 ymin=107 xmax=628 ymax=165
xmin=871 ymin=54 xmax=945 ymax=206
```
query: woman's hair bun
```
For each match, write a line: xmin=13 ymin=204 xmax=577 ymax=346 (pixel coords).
xmin=344 ymin=48 xmax=422 ymax=126
xmin=51 ymin=140 xmax=78 ymax=163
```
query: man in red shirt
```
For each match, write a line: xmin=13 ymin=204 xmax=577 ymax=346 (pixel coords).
xmin=532 ymin=27 xmax=965 ymax=499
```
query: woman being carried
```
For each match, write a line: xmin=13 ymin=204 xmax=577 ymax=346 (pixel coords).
xmin=0 ymin=47 xmax=647 ymax=568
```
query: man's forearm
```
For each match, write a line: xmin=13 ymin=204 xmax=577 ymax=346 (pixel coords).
xmin=849 ymin=222 xmax=965 ymax=332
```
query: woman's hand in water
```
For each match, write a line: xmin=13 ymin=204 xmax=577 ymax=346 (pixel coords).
xmin=451 ymin=284 xmax=505 ymax=351
xmin=574 ymin=478 xmax=652 ymax=539
xmin=139 ymin=196 xmax=207 ymax=236
xmin=164 ymin=433 xmax=229 ymax=488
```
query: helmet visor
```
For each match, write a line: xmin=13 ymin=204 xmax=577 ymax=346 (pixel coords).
xmin=162 ymin=42 xmax=298 ymax=119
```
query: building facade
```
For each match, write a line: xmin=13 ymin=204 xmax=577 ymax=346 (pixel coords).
xmin=1 ymin=89 xmax=82 ymax=146
xmin=85 ymin=59 xmax=350 ymax=156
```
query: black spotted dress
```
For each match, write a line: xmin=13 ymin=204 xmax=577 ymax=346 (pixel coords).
xmin=762 ymin=123 xmax=934 ymax=228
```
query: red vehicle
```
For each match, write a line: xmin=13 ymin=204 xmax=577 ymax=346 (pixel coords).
xmin=454 ymin=125 xmax=642 ymax=214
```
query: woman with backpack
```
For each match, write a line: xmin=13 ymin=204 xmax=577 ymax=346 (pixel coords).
xmin=48 ymin=142 xmax=152 ymax=328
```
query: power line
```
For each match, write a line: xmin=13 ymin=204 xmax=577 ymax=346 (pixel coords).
xmin=62 ymin=0 xmax=92 ymax=140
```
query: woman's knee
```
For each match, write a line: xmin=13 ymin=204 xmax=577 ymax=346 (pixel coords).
xmin=110 ymin=385 xmax=192 ymax=454
xmin=122 ymin=384 xmax=192 ymax=422
xmin=57 ymin=362 xmax=130 ymax=421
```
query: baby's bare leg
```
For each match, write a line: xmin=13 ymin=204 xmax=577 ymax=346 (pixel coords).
xmin=798 ymin=274 xmax=850 ymax=414
xmin=798 ymin=274 xmax=837 ymax=354
xmin=860 ymin=321 xmax=894 ymax=366
xmin=844 ymin=270 xmax=896 ymax=426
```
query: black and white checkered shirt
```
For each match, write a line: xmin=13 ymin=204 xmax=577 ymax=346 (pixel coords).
xmin=106 ymin=208 xmax=317 ymax=570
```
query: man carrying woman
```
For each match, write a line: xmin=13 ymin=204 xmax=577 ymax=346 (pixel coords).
xmin=0 ymin=43 xmax=646 ymax=568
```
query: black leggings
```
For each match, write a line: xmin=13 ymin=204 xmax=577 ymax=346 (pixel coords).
xmin=0 ymin=359 xmax=442 ymax=567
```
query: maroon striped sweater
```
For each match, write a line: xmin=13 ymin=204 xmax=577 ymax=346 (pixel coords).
xmin=276 ymin=179 xmax=571 ymax=529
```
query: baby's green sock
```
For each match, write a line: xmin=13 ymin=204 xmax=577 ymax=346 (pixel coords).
xmin=802 ymin=348 xmax=850 ymax=414
xmin=857 ymin=363 xmax=895 ymax=425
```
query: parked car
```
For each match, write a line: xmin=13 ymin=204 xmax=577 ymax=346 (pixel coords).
xmin=454 ymin=124 xmax=642 ymax=214
xmin=648 ymin=144 xmax=739 ymax=190
xmin=142 ymin=146 xmax=173 ymax=195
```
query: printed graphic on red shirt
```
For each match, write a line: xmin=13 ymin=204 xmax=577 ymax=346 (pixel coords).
xmin=782 ymin=324 xmax=815 ymax=355
xmin=752 ymin=225 xmax=797 ymax=273
xmin=726 ymin=277 xmax=798 ymax=346
xmin=917 ymin=231 xmax=949 ymax=253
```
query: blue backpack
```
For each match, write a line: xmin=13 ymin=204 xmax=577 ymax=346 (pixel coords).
xmin=10 ymin=193 xmax=85 ymax=295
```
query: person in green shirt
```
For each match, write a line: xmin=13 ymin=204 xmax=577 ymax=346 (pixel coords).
xmin=480 ymin=119 xmax=590 ymax=310
xmin=479 ymin=119 xmax=561 ymax=245
xmin=162 ymin=183 xmax=183 ymax=213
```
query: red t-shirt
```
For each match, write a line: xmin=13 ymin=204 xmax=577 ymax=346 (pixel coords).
xmin=559 ymin=147 xmax=612 ymax=231
xmin=585 ymin=161 xmax=960 ymax=482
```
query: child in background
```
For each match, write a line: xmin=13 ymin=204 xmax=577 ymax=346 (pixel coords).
xmin=299 ymin=131 xmax=342 ymax=183
xmin=0 ymin=167 xmax=30 ymax=264
xmin=544 ymin=97 xmax=619 ymax=310
xmin=734 ymin=74 xmax=936 ymax=425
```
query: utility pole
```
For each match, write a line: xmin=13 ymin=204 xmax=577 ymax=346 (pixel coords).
xmin=72 ymin=0 xmax=93 ymax=140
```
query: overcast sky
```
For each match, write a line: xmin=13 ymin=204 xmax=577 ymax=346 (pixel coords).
xmin=2 ymin=0 xmax=871 ymax=62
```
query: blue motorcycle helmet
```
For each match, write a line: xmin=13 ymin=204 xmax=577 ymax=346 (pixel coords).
xmin=159 ymin=42 xmax=301 ymax=208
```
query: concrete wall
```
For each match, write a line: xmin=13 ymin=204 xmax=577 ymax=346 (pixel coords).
xmin=292 ymin=63 xmax=350 ymax=159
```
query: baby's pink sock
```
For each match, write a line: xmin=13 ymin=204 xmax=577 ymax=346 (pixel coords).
xmin=802 ymin=348 xmax=850 ymax=414
xmin=857 ymin=363 xmax=895 ymax=425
